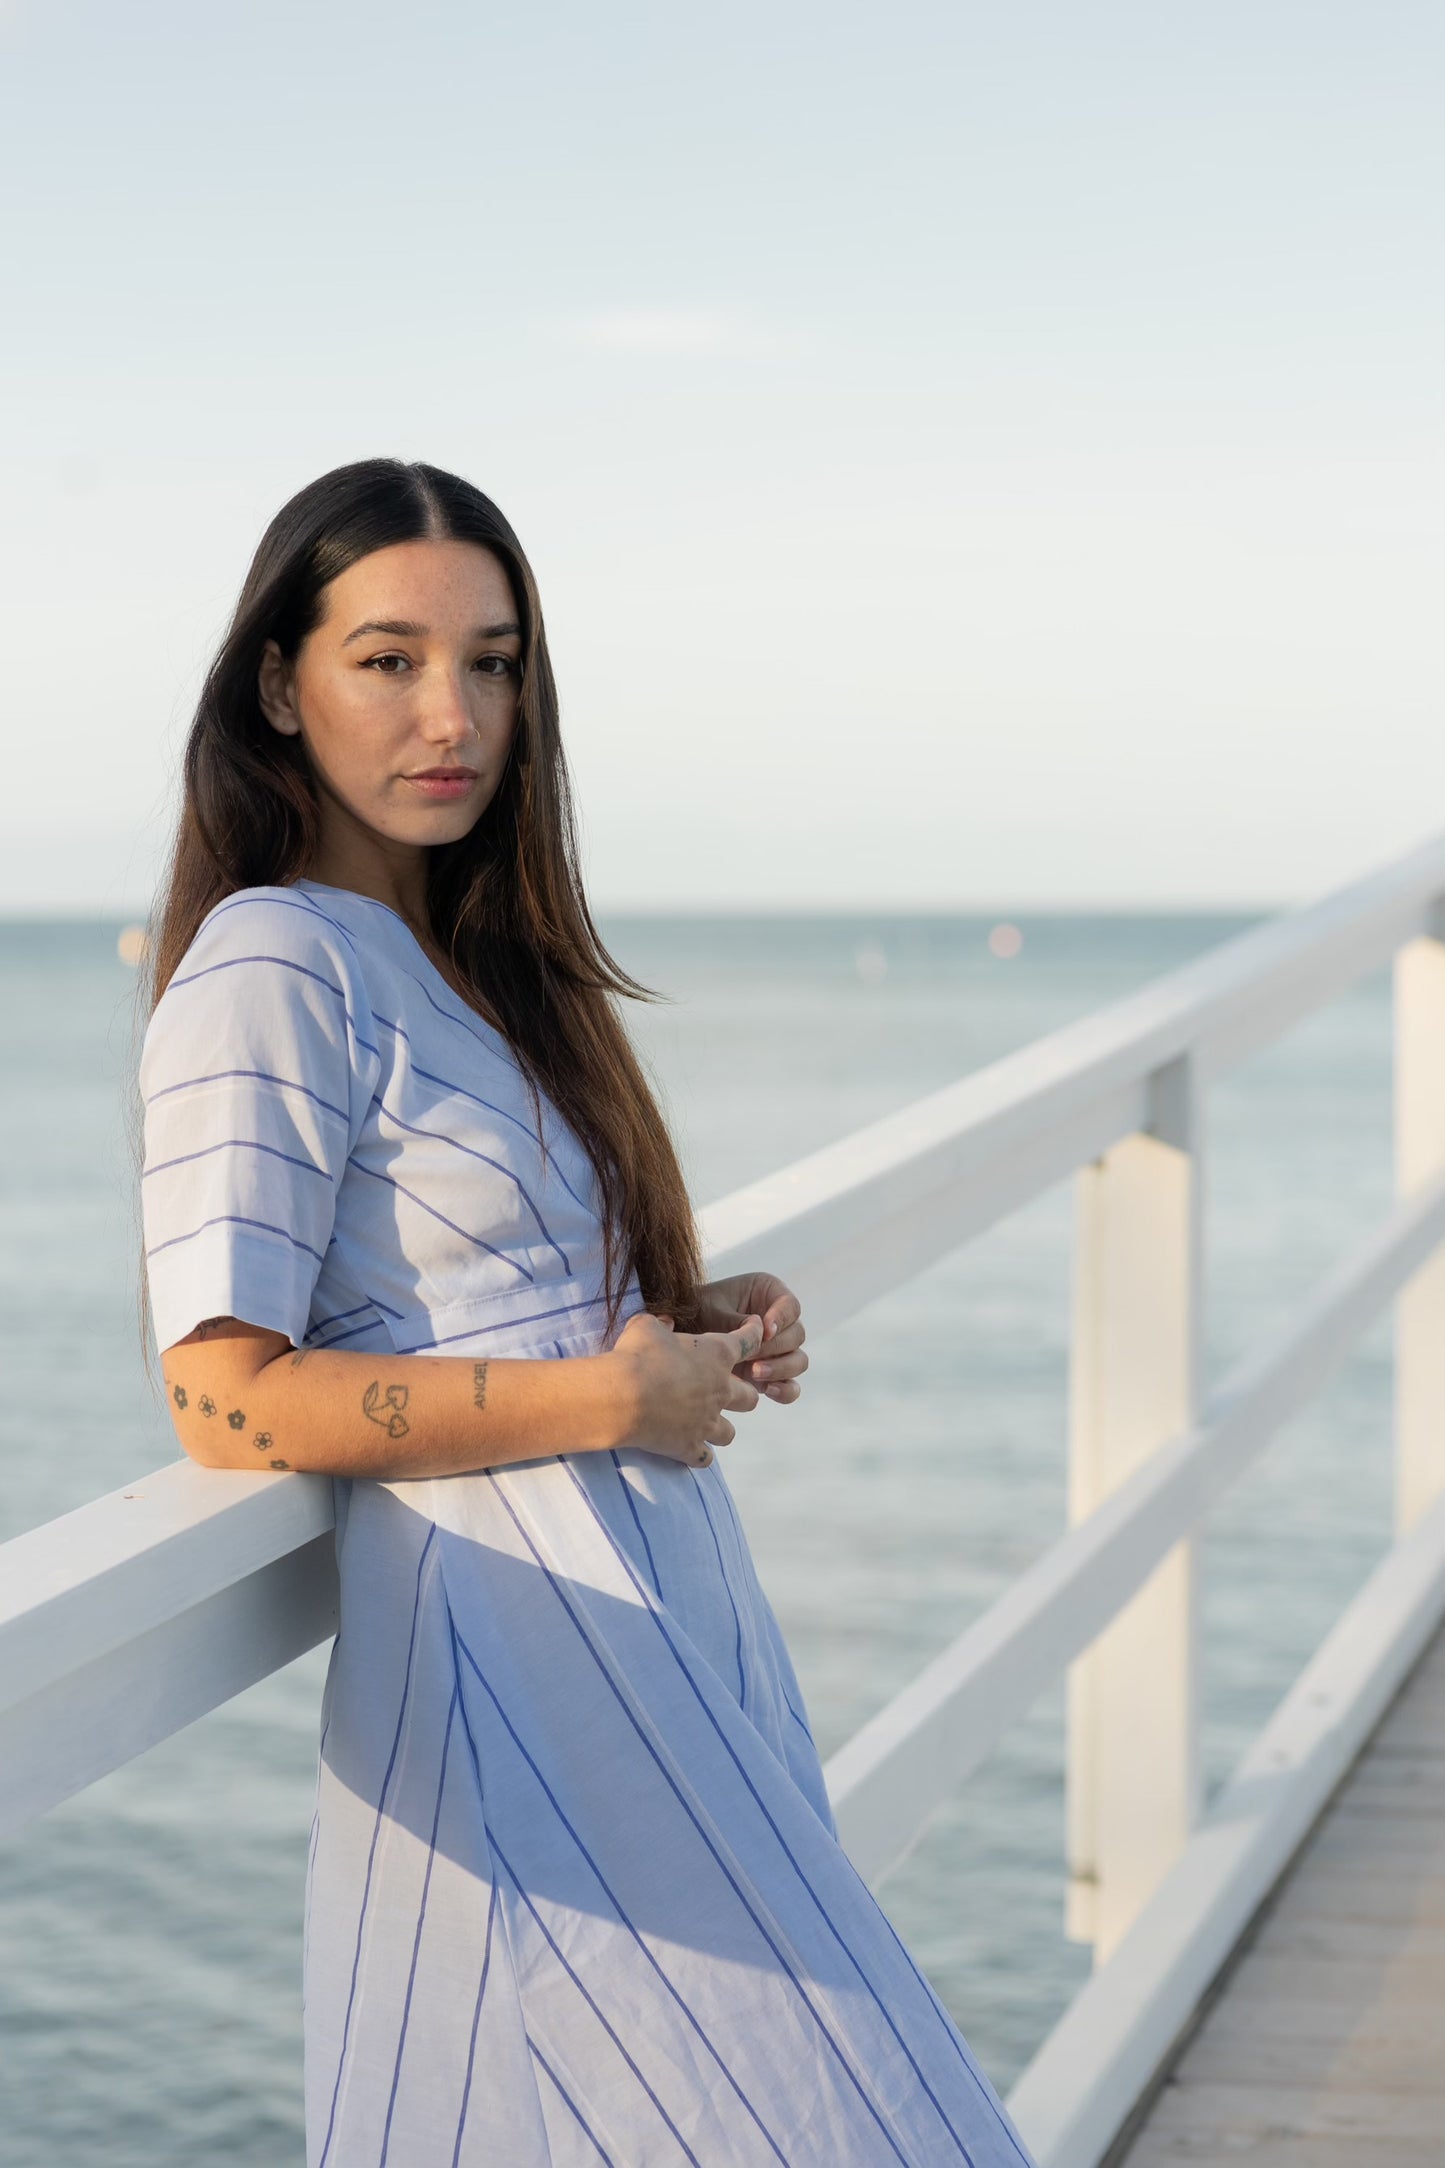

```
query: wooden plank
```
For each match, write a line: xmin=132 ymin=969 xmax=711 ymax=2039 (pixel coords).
xmin=1216 ymin=1947 xmax=1445 ymax=2011
xmin=1260 ymin=1865 xmax=1445 ymax=1927
xmin=1293 ymin=1807 xmax=1445 ymax=1864
xmin=1008 ymin=1511 xmax=1445 ymax=2168
xmin=1256 ymin=1912 xmax=1445 ymax=1965
xmin=1370 ymin=1697 xmax=1445 ymax=1754
xmin=1146 ymin=2077 xmax=1445 ymax=2142
xmin=1182 ymin=2010 xmax=1445 ymax=2094
xmin=1337 ymin=1758 xmax=1445 ymax=1813
xmin=1126 ymin=2135 xmax=1444 ymax=2168
xmin=1111 ymin=1622 xmax=1445 ymax=2165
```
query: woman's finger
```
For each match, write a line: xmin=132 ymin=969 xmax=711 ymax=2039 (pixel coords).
xmin=763 ymin=1380 xmax=801 ymax=1404
xmin=761 ymin=1293 xmax=801 ymax=1342
xmin=746 ymin=1347 xmax=809 ymax=1385
xmin=753 ymin=1320 xmax=805 ymax=1359
xmin=734 ymin=1323 xmax=803 ymax=1374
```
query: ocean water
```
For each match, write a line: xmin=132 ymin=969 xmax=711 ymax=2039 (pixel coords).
xmin=0 ymin=910 xmax=1398 ymax=2164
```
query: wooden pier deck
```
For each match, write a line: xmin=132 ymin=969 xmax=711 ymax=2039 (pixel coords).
xmin=1113 ymin=1620 xmax=1445 ymax=2167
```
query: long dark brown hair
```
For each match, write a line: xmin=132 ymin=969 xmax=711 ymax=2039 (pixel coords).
xmin=135 ymin=456 xmax=702 ymax=1361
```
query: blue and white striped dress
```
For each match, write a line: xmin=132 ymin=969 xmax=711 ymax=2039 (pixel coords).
xmin=139 ymin=879 xmax=1035 ymax=2168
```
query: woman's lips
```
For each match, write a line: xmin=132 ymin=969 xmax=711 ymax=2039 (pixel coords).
xmin=404 ymin=771 xmax=478 ymax=800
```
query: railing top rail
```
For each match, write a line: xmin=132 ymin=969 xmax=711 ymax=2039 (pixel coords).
xmin=702 ymin=830 xmax=1445 ymax=1286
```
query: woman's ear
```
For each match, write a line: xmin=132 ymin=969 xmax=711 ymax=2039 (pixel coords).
xmin=258 ymin=638 xmax=302 ymax=737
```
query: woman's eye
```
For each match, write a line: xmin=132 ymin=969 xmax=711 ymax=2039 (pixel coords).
xmin=474 ymin=655 xmax=520 ymax=678
xmin=362 ymin=653 xmax=411 ymax=675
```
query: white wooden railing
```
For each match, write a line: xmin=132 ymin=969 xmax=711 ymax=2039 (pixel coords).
xmin=5 ymin=833 xmax=1445 ymax=2168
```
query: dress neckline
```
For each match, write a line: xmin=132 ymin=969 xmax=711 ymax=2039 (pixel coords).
xmin=292 ymin=879 xmax=498 ymax=1031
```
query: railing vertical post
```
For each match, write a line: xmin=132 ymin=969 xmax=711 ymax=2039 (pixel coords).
xmin=1065 ymin=1054 xmax=1204 ymax=1964
xmin=1395 ymin=918 xmax=1445 ymax=1536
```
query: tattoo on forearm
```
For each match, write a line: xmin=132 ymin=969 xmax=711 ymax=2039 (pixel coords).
xmin=253 ymin=1431 xmax=272 ymax=1453
xmin=362 ymin=1380 xmax=410 ymax=1438
xmin=198 ymin=1395 xmax=216 ymax=1417
xmin=195 ymin=1317 xmax=227 ymax=1340
xmin=270 ymin=1459 xmax=290 ymax=1470
xmin=227 ymin=1408 xmax=245 ymax=1430
xmin=172 ymin=1384 xmax=188 ymax=1410
xmin=473 ymin=1362 xmax=488 ymax=1412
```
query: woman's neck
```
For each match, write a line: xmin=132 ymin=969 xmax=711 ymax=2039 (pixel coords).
xmin=302 ymin=845 xmax=430 ymax=944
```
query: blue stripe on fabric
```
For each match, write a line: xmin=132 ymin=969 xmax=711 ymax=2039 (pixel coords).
xmin=345 ymin=1160 xmax=535 ymax=1282
xmin=307 ymin=1301 xmax=376 ymax=1337
xmin=146 ymin=1213 xmax=327 ymax=1268
xmin=484 ymin=1475 xmax=910 ymax=2167
xmin=371 ymin=1012 xmax=594 ymax=1215
xmin=304 ymin=1702 xmax=336 ymax=1954
xmin=528 ymin=2037 xmax=618 ymax=2168
xmin=379 ymin=1682 xmax=458 ymax=2167
xmin=318 ymin=1523 xmax=438 ymax=2168
xmin=870 ymin=1904 xmax=1035 ymax=2168
xmin=451 ymin=1623 xmax=791 ymax=2168
xmin=396 ymin=1297 xmax=602 ymax=1354
xmin=141 ymin=1136 xmax=330 ymax=1182
xmin=558 ymin=1465 xmax=980 ymax=2166
xmin=144 ymin=1067 xmax=350 ymax=1125
xmin=168 ymin=950 xmax=382 ymax=1059
xmin=711 ymin=1479 xmax=819 ymax=1749
xmin=450 ymin=1879 xmax=498 ymax=2168
xmin=782 ymin=1689 xmax=818 ymax=1750
xmin=206 ymin=889 xmax=363 ymax=958
xmin=483 ymin=1821 xmax=704 ymax=2168
xmin=370 ymin=1093 xmax=572 ymax=1274
xmin=691 ymin=1470 xmax=747 ymax=1709
xmin=172 ymin=950 xmax=345 ymax=1001
xmin=312 ymin=1315 xmax=389 ymax=1350
xmin=610 ymin=1451 xmax=663 ymax=1602
xmin=411 ymin=971 xmax=511 ymax=1062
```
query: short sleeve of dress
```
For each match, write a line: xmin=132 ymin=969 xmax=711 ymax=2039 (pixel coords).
xmin=139 ymin=889 xmax=382 ymax=1355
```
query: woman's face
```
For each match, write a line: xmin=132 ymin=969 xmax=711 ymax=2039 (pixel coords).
xmin=258 ymin=537 xmax=523 ymax=878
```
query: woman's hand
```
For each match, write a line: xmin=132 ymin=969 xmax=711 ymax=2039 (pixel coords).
xmin=607 ymin=1310 xmax=764 ymax=1467
xmin=694 ymin=1273 xmax=809 ymax=1406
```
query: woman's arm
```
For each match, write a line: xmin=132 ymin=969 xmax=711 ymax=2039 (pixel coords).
xmin=161 ymin=1310 xmax=764 ymax=1480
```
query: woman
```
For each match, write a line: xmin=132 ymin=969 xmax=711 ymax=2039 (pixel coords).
xmin=138 ymin=459 xmax=1034 ymax=2167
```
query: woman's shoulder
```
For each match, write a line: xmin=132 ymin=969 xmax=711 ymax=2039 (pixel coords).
xmin=184 ymin=882 xmax=366 ymax=973
xmin=141 ymin=884 xmax=382 ymax=1085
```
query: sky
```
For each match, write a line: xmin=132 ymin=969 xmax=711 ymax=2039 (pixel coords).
xmin=1 ymin=0 xmax=1441 ymax=914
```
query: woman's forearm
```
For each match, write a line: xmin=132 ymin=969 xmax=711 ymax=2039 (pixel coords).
xmin=161 ymin=1327 xmax=633 ymax=1480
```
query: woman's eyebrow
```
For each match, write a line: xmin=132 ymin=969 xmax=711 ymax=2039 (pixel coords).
xmin=341 ymin=618 xmax=521 ymax=645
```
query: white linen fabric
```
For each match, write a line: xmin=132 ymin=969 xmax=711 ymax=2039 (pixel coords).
xmin=139 ymin=879 xmax=1036 ymax=2168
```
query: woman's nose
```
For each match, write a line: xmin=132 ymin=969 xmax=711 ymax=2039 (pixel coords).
xmin=417 ymin=667 xmax=479 ymax=745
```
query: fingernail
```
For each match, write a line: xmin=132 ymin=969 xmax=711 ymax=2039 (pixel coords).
xmin=753 ymin=1361 xmax=772 ymax=1380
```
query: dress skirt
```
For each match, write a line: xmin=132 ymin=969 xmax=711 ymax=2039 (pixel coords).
xmin=302 ymin=1343 xmax=1036 ymax=2168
